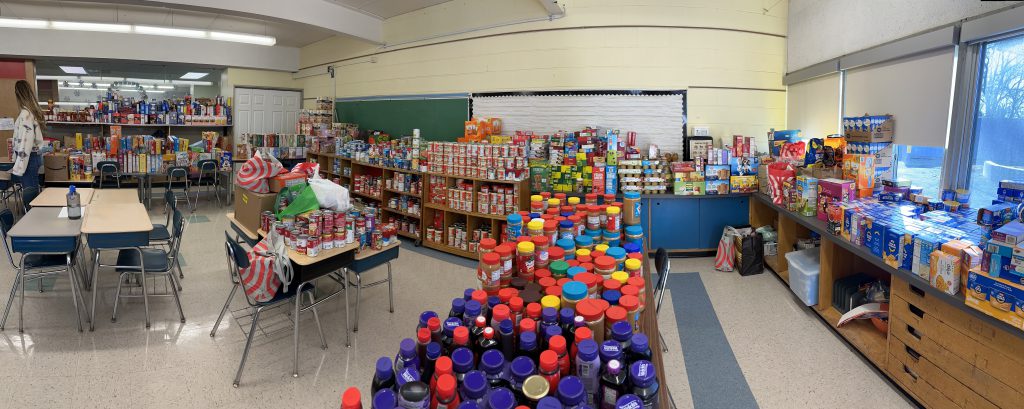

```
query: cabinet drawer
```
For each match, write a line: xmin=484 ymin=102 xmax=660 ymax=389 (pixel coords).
xmin=886 ymin=352 xmax=960 ymax=409
xmin=888 ymin=337 xmax=998 ymax=409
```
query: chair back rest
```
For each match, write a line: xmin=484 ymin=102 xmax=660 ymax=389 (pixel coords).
xmin=167 ymin=209 xmax=187 ymax=262
xmin=163 ymin=190 xmax=177 ymax=225
xmin=197 ymin=159 xmax=218 ymax=173
xmin=224 ymin=232 xmax=261 ymax=307
xmin=167 ymin=166 xmax=188 ymax=179
xmin=0 ymin=209 xmax=16 ymax=268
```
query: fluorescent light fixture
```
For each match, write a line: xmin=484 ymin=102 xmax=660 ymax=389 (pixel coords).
xmin=0 ymin=17 xmax=48 ymax=29
xmin=133 ymin=25 xmax=206 ymax=38
xmin=41 ymin=101 xmax=91 ymax=106
xmin=52 ymin=21 xmax=131 ymax=33
xmin=179 ymin=72 xmax=208 ymax=80
xmin=59 ymin=66 xmax=87 ymax=75
xmin=209 ymin=31 xmax=276 ymax=46
xmin=157 ymin=85 xmax=175 ymax=89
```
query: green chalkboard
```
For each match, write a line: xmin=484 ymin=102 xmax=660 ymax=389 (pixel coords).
xmin=335 ymin=97 xmax=469 ymax=141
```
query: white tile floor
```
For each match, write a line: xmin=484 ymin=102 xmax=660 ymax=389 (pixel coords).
xmin=0 ymin=203 xmax=915 ymax=408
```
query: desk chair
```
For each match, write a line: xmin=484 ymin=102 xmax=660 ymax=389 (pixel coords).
xmin=111 ymin=209 xmax=186 ymax=328
xmin=193 ymin=160 xmax=222 ymax=207
xmin=166 ymin=166 xmax=193 ymax=213
xmin=345 ymin=245 xmax=397 ymax=332
xmin=212 ymin=233 xmax=327 ymax=387
xmin=95 ymin=161 xmax=122 ymax=189
xmin=0 ymin=163 xmax=22 ymax=216
xmin=0 ymin=209 xmax=86 ymax=332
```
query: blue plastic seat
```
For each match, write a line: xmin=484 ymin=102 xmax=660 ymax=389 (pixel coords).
xmin=114 ymin=248 xmax=171 ymax=273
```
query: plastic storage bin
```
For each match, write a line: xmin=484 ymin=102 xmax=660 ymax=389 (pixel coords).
xmin=785 ymin=247 xmax=821 ymax=306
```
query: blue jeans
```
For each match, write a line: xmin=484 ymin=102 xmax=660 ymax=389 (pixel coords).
xmin=12 ymin=152 xmax=41 ymax=209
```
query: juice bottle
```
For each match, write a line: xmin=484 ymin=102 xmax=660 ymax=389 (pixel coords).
xmin=371 ymin=356 xmax=395 ymax=395
xmin=487 ymin=388 xmax=516 ymax=409
xmin=599 ymin=360 xmax=628 ymax=409
xmin=510 ymin=356 xmax=537 ymax=402
xmin=431 ymin=374 xmax=460 ymax=409
xmin=372 ymin=389 xmax=397 ymax=409
xmin=395 ymin=338 xmax=420 ymax=374
xmin=575 ymin=339 xmax=601 ymax=406
xmin=629 ymin=361 xmax=660 ymax=409
xmin=479 ymin=349 xmax=510 ymax=389
xmin=538 ymin=350 xmax=561 ymax=393
xmin=342 ymin=387 xmax=362 ymax=409
xmin=556 ymin=375 xmax=586 ymax=409
xmin=459 ymin=370 xmax=488 ymax=408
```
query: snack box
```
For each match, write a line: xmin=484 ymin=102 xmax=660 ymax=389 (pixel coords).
xmin=705 ymin=180 xmax=730 ymax=195
xmin=817 ymin=179 xmax=855 ymax=221
xmin=930 ymin=250 xmax=961 ymax=296
xmin=964 ymin=269 xmax=1024 ymax=331
xmin=977 ymin=202 xmax=1016 ymax=227
xmin=882 ymin=228 xmax=903 ymax=268
xmin=878 ymin=191 xmax=902 ymax=202
xmin=729 ymin=156 xmax=760 ymax=176
xmin=705 ymin=164 xmax=731 ymax=181
xmin=989 ymin=254 xmax=1024 ymax=286
xmin=673 ymin=181 xmax=704 ymax=196
xmin=992 ymin=221 xmax=1024 ymax=245
xmin=730 ymin=176 xmax=758 ymax=193
xmin=913 ymin=235 xmax=942 ymax=280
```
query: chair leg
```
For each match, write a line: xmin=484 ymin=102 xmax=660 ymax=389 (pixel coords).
xmin=67 ymin=255 xmax=83 ymax=332
xmin=141 ymin=272 xmax=150 ymax=328
xmin=353 ymin=271 xmax=362 ymax=332
xmin=175 ymin=256 xmax=184 ymax=280
xmin=233 ymin=307 xmax=262 ymax=388
xmin=293 ymin=284 xmax=302 ymax=378
xmin=112 ymin=273 xmax=126 ymax=322
xmin=18 ymin=261 xmax=25 ymax=333
xmin=168 ymin=275 xmax=186 ymax=324
xmin=308 ymin=291 xmax=327 ymax=350
xmin=211 ymin=285 xmax=238 ymax=337
xmin=386 ymin=261 xmax=394 ymax=313
xmin=89 ymin=251 xmax=101 ymax=331
xmin=1 ymin=270 xmax=21 ymax=330
xmin=344 ymin=269 xmax=351 ymax=348
xmin=659 ymin=328 xmax=669 ymax=353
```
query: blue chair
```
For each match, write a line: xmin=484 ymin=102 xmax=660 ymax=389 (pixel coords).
xmin=345 ymin=244 xmax=397 ymax=332
xmin=111 ymin=209 xmax=186 ymax=328
xmin=211 ymin=232 xmax=327 ymax=387
xmin=192 ymin=159 xmax=223 ymax=207
xmin=94 ymin=161 xmax=122 ymax=189
xmin=149 ymin=190 xmax=176 ymax=248
xmin=0 ymin=209 xmax=86 ymax=332
xmin=166 ymin=166 xmax=193 ymax=213
xmin=0 ymin=163 xmax=22 ymax=215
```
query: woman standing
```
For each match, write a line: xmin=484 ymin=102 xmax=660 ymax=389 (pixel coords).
xmin=11 ymin=80 xmax=46 ymax=208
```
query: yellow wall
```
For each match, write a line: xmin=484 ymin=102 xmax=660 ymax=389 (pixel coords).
xmin=222 ymin=67 xmax=300 ymax=95
xmin=298 ymin=0 xmax=788 ymax=149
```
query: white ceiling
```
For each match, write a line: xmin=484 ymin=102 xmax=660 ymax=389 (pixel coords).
xmin=325 ymin=0 xmax=453 ymax=19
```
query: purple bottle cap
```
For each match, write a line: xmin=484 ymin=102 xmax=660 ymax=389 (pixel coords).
xmin=616 ymin=394 xmax=643 ymax=409
xmin=541 ymin=307 xmax=558 ymax=323
xmin=443 ymin=317 xmax=462 ymax=335
xmin=451 ymin=298 xmax=466 ymax=315
xmin=463 ymin=288 xmax=475 ymax=301
xmin=451 ymin=347 xmax=474 ymax=373
xmin=487 ymin=387 xmax=515 ymax=409
xmin=375 ymin=356 xmax=393 ymax=381
xmin=372 ymin=388 xmax=397 ymax=409
xmin=537 ymin=397 xmax=562 ymax=409
xmin=611 ymin=321 xmax=632 ymax=342
xmin=630 ymin=333 xmax=650 ymax=354
xmin=574 ymin=315 xmax=586 ymax=328
xmin=480 ymin=349 xmax=506 ymax=375
xmin=606 ymin=359 xmax=622 ymax=375
xmin=629 ymin=360 xmax=656 ymax=388
xmin=519 ymin=331 xmax=537 ymax=350
xmin=559 ymin=308 xmax=575 ymax=325
xmin=510 ymin=356 xmax=536 ymax=381
xmin=465 ymin=300 xmax=482 ymax=318
xmin=602 ymin=290 xmax=622 ymax=305
xmin=557 ymin=376 xmax=586 ymax=406
xmin=419 ymin=311 xmax=438 ymax=328
xmin=577 ymin=338 xmax=598 ymax=362
xmin=399 ymin=338 xmax=416 ymax=358
xmin=457 ymin=402 xmax=479 ymax=409
xmin=425 ymin=342 xmax=442 ymax=360
xmin=544 ymin=325 xmax=562 ymax=340
xmin=499 ymin=319 xmax=514 ymax=335
xmin=461 ymin=370 xmax=487 ymax=399
xmin=396 ymin=366 xmax=420 ymax=387
xmin=600 ymin=341 xmax=622 ymax=362
xmin=487 ymin=296 xmax=500 ymax=309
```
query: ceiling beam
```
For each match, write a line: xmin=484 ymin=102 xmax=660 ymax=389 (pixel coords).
xmin=536 ymin=0 xmax=564 ymax=17
xmin=64 ymin=0 xmax=383 ymax=43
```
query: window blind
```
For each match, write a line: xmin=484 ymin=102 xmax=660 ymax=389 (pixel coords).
xmin=786 ymin=73 xmax=840 ymax=139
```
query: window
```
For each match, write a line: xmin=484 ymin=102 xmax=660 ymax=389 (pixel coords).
xmin=895 ymin=145 xmax=945 ymax=199
xmin=968 ymin=34 xmax=1024 ymax=208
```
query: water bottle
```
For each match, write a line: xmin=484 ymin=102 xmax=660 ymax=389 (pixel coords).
xmin=67 ymin=185 xmax=82 ymax=220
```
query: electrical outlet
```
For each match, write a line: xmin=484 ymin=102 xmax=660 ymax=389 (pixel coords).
xmin=693 ymin=126 xmax=710 ymax=137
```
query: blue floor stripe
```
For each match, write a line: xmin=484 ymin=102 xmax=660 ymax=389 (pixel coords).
xmin=668 ymin=272 xmax=759 ymax=409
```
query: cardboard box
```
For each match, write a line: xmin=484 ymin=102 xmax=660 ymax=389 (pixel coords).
xmin=964 ymin=269 xmax=1024 ymax=332
xmin=729 ymin=176 xmax=757 ymax=193
xmin=233 ymin=185 xmax=277 ymax=233
xmin=43 ymin=153 xmax=69 ymax=181
xmin=843 ymin=114 xmax=894 ymax=143
xmin=269 ymin=172 xmax=307 ymax=193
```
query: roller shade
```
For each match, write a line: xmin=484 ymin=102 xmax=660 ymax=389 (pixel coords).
xmin=844 ymin=48 xmax=955 ymax=147
xmin=471 ymin=92 xmax=686 ymax=154
xmin=786 ymin=73 xmax=840 ymax=139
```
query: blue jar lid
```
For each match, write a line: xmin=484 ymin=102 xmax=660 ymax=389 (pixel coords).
xmin=487 ymin=296 xmax=500 ymax=309
xmin=507 ymin=214 xmax=522 ymax=224
xmin=575 ymin=236 xmax=593 ymax=246
xmin=465 ymin=300 xmax=481 ymax=317
xmin=510 ymin=355 xmax=536 ymax=380
xmin=622 ymin=242 xmax=642 ymax=254
xmin=567 ymin=266 xmax=585 ymax=279
xmin=559 ymin=308 xmax=575 ymax=325
xmin=375 ymin=356 xmax=393 ymax=381
xmin=557 ymin=376 xmax=586 ymax=406
xmin=457 ymin=401 xmax=479 ymax=409
xmin=537 ymin=397 xmax=563 ymax=409
xmin=599 ymin=341 xmax=622 ymax=362
xmin=451 ymin=347 xmax=474 ymax=372
xmin=577 ymin=338 xmax=599 ymax=362
xmin=519 ymin=331 xmax=537 ymax=350
xmin=624 ymin=225 xmax=644 ymax=236
xmin=396 ymin=366 xmax=419 ymax=387
xmin=631 ymin=333 xmax=650 ymax=354
xmin=604 ymin=230 xmax=620 ymax=238
xmin=499 ymin=319 xmax=514 ymax=334
xmin=611 ymin=321 xmax=633 ymax=342
xmin=585 ymin=228 xmax=602 ymax=238
xmin=418 ymin=311 xmax=437 ymax=328
xmin=372 ymin=388 xmax=397 ymax=409
xmin=399 ymin=338 xmax=416 ymax=358
xmin=463 ymin=288 xmax=475 ymax=301
xmin=487 ymin=387 xmax=516 ymax=409
xmin=450 ymin=298 xmax=465 ymax=315
xmin=616 ymin=394 xmax=643 ymax=409
xmin=624 ymin=192 xmax=641 ymax=199
xmin=461 ymin=370 xmax=488 ymax=399
xmin=562 ymin=281 xmax=587 ymax=300
xmin=602 ymin=290 xmax=622 ymax=305
xmin=556 ymin=238 xmax=575 ymax=250
xmin=605 ymin=247 xmax=626 ymax=259
xmin=542 ymin=307 xmax=558 ymax=323
xmin=529 ymin=212 xmax=542 ymax=220
xmin=425 ymin=342 xmax=442 ymax=360
xmin=629 ymin=360 xmax=656 ymax=388
xmin=480 ymin=349 xmax=506 ymax=374
xmin=559 ymin=220 xmax=574 ymax=229
xmin=544 ymin=325 xmax=562 ymax=340
xmin=443 ymin=317 xmax=462 ymax=336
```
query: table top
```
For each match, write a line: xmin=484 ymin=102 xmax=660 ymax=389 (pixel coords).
xmin=288 ymin=241 xmax=360 ymax=266
xmin=81 ymin=203 xmax=152 ymax=234
xmin=92 ymin=189 xmax=140 ymax=205
xmin=227 ymin=212 xmax=259 ymax=240
xmin=31 ymin=187 xmax=95 ymax=207
xmin=8 ymin=207 xmax=82 ymax=238
xmin=354 ymin=240 xmax=401 ymax=260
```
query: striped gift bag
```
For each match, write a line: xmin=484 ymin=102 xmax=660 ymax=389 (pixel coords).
xmin=714 ymin=226 xmax=738 ymax=272
xmin=767 ymin=162 xmax=795 ymax=204
xmin=240 ymin=237 xmax=283 ymax=302
xmin=237 ymin=151 xmax=284 ymax=193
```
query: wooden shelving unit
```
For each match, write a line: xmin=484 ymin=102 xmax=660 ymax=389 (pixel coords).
xmin=422 ymin=173 xmax=530 ymax=259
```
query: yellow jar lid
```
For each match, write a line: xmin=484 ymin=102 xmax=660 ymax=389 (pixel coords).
xmin=611 ymin=271 xmax=629 ymax=284
xmin=625 ymin=258 xmax=642 ymax=270
xmin=547 ymin=198 xmax=560 ymax=206
xmin=568 ymin=197 xmax=580 ymax=205
xmin=517 ymin=241 xmax=535 ymax=253
xmin=595 ymin=244 xmax=609 ymax=253
xmin=606 ymin=206 xmax=621 ymax=215
xmin=527 ymin=220 xmax=544 ymax=230
xmin=541 ymin=295 xmax=561 ymax=310
xmin=531 ymin=195 xmax=543 ymax=202
xmin=575 ymin=249 xmax=591 ymax=258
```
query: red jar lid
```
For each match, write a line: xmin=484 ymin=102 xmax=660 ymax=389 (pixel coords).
xmin=482 ymin=252 xmax=500 ymax=265
xmin=535 ymin=268 xmax=552 ymax=280
xmin=627 ymin=252 xmax=643 ymax=260
xmin=567 ymin=260 xmax=580 ymax=267
xmin=532 ymin=236 xmax=549 ymax=246
xmin=574 ymin=327 xmax=593 ymax=343
xmin=509 ymin=296 xmax=524 ymax=312
xmin=480 ymin=238 xmax=497 ymax=250
xmin=577 ymin=255 xmax=592 ymax=264
xmin=538 ymin=277 xmax=557 ymax=289
xmin=526 ymin=302 xmax=542 ymax=318
xmin=544 ymin=219 xmax=558 ymax=230
xmin=544 ymin=286 xmax=561 ymax=297
xmin=472 ymin=290 xmax=487 ymax=305
xmin=556 ymin=278 xmax=571 ymax=287
xmin=574 ymin=272 xmax=598 ymax=288
xmin=520 ymin=317 xmax=536 ymax=333
xmin=619 ymin=295 xmax=639 ymax=311
xmin=604 ymin=279 xmax=622 ymax=291
xmin=605 ymin=305 xmax=627 ymax=322
xmin=627 ymin=276 xmax=646 ymax=289
xmin=591 ymin=251 xmax=605 ymax=258
xmin=498 ymin=288 xmax=515 ymax=303
xmin=594 ymin=256 xmax=616 ymax=271
xmin=621 ymin=285 xmax=639 ymax=297
xmin=575 ymin=299 xmax=605 ymax=321
xmin=548 ymin=247 xmax=565 ymax=259
xmin=495 ymin=244 xmax=513 ymax=257
xmin=581 ymin=263 xmax=594 ymax=273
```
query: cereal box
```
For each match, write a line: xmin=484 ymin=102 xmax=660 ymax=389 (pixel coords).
xmin=729 ymin=156 xmax=759 ymax=176
xmin=729 ymin=176 xmax=757 ymax=193
xmin=964 ymin=269 xmax=1024 ymax=331
xmin=674 ymin=181 xmax=704 ymax=196
xmin=930 ymin=250 xmax=961 ymax=295
xmin=797 ymin=176 xmax=818 ymax=217
xmin=705 ymin=180 xmax=730 ymax=195
xmin=705 ymin=165 xmax=731 ymax=181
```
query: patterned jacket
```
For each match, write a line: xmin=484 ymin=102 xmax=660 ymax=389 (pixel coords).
xmin=12 ymin=109 xmax=43 ymax=177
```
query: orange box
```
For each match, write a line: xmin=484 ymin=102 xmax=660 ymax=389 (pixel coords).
xmin=269 ymin=172 xmax=306 ymax=193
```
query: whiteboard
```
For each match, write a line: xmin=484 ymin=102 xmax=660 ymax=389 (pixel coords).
xmin=471 ymin=93 xmax=687 ymax=154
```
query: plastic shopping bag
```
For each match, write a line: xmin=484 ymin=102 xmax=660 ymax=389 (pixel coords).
xmin=237 ymin=151 xmax=285 ymax=193
xmin=767 ymin=162 xmax=796 ymax=205
xmin=274 ymin=182 xmax=321 ymax=219
xmin=308 ymin=176 xmax=351 ymax=212
xmin=291 ymin=161 xmax=321 ymax=178
xmin=715 ymin=226 xmax=739 ymax=272
xmin=240 ymin=234 xmax=283 ymax=302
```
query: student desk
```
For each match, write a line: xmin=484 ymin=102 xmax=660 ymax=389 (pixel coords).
xmin=30 ymin=187 xmax=94 ymax=207
xmin=6 ymin=207 xmax=85 ymax=332
xmin=92 ymin=188 xmax=141 ymax=205
xmin=82 ymin=203 xmax=153 ymax=330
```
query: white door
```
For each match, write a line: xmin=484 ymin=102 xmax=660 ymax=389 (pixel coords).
xmin=233 ymin=87 xmax=302 ymax=150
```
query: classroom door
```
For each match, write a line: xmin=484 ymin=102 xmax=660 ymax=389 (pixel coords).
xmin=232 ymin=88 xmax=301 ymax=150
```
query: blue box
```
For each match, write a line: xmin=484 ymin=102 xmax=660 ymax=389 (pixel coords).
xmin=900 ymin=232 xmax=916 ymax=271
xmin=868 ymin=220 xmax=886 ymax=258
xmin=883 ymin=228 xmax=903 ymax=267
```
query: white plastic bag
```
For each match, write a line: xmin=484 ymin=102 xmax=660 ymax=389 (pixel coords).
xmin=307 ymin=175 xmax=351 ymax=212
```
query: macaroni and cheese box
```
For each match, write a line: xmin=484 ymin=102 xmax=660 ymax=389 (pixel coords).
xmin=705 ymin=180 xmax=730 ymax=195
xmin=673 ymin=181 xmax=704 ymax=196
xmin=913 ymin=235 xmax=942 ymax=280
xmin=730 ymin=176 xmax=758 ymax=193
xmin=965 ymin=269 xmax=1024 ymax=331
xmin=930 ymin=250 xmax=961 ymax=295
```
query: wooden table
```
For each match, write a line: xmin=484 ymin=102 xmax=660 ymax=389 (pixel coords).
xmin=81 ymin=203 xmax=154 ymax=330
xmin=92 ymin=188 xmax=141 ymax=205
xmin=30 ymin=187 xmax=94 ymax=207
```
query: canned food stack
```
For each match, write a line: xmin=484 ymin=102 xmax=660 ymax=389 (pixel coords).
xmin=354 ymin=174 xmax=382 ymax=198
xmin=386 ymin=195 xmax=420 ymax=215
xmin=386 ymin=216 xmax=420 ymax=238
xmin=264 ymin=207 xmax=398 ymax=257
xmin=387 ymin=172 xmax=422 ymax=195
xmin=447 ymin=180 xmax=475 ymax=212
xmin=425 ymin=142 xmax=529 ymax=181
xmin=477 ymin=183 xmax=520 ymax=216
xmin=428 ymin=175 xmax=447 ymax=205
